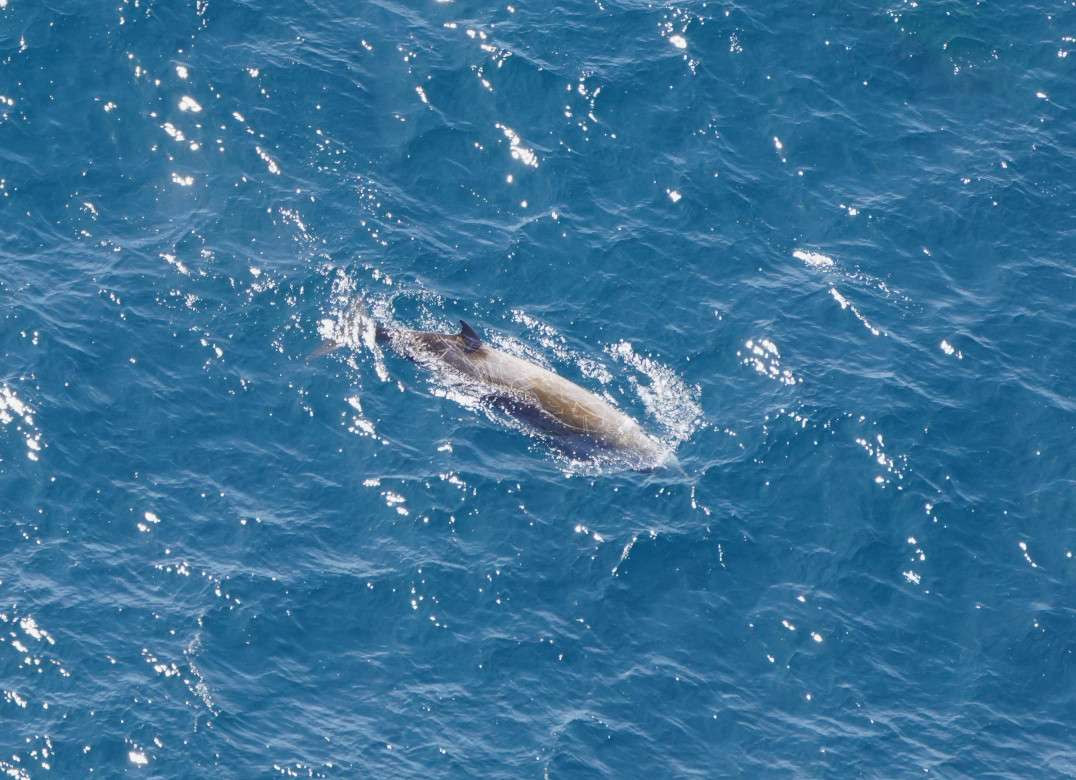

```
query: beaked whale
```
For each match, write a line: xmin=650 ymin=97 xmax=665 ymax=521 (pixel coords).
xmin=315 ymin=300 xmax=678 ymax=470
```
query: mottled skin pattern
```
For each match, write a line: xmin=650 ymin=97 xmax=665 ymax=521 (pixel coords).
xmin=365 ymin=317 xmax=671 ymax=468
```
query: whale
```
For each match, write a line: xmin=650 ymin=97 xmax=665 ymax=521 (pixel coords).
xmin=315 ymin=299 xmax=677 ymax=470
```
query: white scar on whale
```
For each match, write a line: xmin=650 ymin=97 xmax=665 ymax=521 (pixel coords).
xmin=313 ymin=299 xmax=679 ymax=471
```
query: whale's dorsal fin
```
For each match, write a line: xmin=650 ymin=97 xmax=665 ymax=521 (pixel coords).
xmin=458 ymin=320 xmax=482 ymax=351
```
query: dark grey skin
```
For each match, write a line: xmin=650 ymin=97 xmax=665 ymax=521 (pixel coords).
xmin=316 ymin=300 xmax=677 ymax=470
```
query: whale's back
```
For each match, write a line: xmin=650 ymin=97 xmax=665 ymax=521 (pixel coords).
xmin=372 ymin=317 xmax=673 ymax=469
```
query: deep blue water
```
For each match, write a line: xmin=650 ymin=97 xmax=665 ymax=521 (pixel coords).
xmin=3 ymin=0 xmax=1076 ymax=776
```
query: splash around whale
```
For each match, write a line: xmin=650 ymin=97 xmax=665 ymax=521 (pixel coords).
xmin=314 ymin=299 xmax=681 ymax=472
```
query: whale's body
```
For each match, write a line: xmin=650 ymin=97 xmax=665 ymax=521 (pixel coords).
xmin=322 ymin=302 xmax=675 ymax=469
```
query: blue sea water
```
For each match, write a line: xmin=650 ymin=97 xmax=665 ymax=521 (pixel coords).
xmin=2 ymin=0 xmax=1076 ymax=776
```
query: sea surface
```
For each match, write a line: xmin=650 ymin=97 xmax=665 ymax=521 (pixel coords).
xmin=2 ymin=0 xmax=1076 ymax=776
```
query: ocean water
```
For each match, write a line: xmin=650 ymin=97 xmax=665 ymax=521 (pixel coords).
xmin=2 ymin=0 xmax=1076 ymax=776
